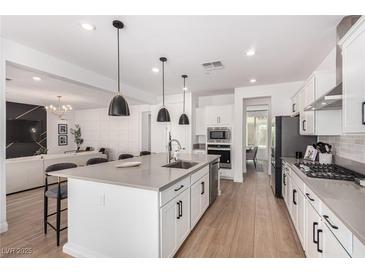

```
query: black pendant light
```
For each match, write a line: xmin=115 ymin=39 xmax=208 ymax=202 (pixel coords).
xmin=108 ymin=20 xmax=130 ymax=116
xmin=157 ymin=57 xmax=171 ymax=122
xmin=179 ymin=75 xmax=190 ymax=125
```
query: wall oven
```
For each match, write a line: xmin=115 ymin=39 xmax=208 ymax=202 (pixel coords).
xmin=207 ymin=127 xmax=231 ymax=143
xmin=207 ymin=144 xmax=231 ymax=169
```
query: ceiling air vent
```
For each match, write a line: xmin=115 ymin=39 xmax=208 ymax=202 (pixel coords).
xmin=202 ymin=61 xmax=224 ymax=71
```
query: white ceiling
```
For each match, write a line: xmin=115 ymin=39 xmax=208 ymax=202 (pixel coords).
xmin=5 ymin=63 xmax=142 ymax=110
xmin=3 ymin=15 xmax=343 ymax=95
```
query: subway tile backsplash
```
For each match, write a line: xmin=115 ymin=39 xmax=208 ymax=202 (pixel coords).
xmin=319 ymin=135 xmax=365 ymax=163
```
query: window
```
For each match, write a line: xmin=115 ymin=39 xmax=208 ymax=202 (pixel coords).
xmin=246 ymin=110 xmax=268 ymax=148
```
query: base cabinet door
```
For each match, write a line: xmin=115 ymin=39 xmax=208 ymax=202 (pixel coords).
xmin=160 ymin=188 xmax=191 ymax=258
xmin=322 ymin=224 xmax=350 ymax=258
xmin=190 ymin=180 xmax=202 ymax=229
xmin=297 ymin=190 xmax=306 ymax=248
xmin=305 ymin=201 xmax=322 ymax=258
xmin=176 ymin=189 xmax=191 ymax=247
xmin=160 ymin=198 xmax=179 ymax=258
xmin=190 ymin=173 xmax=210 ymax=229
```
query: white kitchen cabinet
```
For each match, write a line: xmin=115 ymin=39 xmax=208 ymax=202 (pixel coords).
xmin=352 ymin=236 xmax=365 ymax=257
xmin=340 ymin=17 xmax=365 ymax=134
xmin=289 ymin=177 xmax=305 ymax=248
xmin=322 ymin=224 xmax=350 ymax=258
xmin=290 ymin=92 xmax=300 ymax=116
xmin=195 ymin=107 xmax=206 ymax=135
xmin=176 ymin=188 xmax=191 ymax=246
xmin=305 ymin=200 xmax=322 ymax=258
xmin=160 ymin=196 xmax=179 ymax=258
xmin=190 ymin=173 xmax=210 ymax=229
xmin=205 ymin=105 xmax=233 ymax=126
xmin=160 ymin=188 xmax=191 ymax=258
xmin=298 ymin=71 xmax=339 ymax=136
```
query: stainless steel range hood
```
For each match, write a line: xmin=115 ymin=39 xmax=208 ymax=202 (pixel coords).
xmin=305 ymin=15 xmax=361 ymax=111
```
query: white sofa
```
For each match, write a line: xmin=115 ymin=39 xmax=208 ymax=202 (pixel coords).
xmin=6 ymin=151 xmax=106 ymax=194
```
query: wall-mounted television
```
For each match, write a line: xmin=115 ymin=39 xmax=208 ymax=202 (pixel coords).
xmin=6 ymin=119 xmax=42 ymax=143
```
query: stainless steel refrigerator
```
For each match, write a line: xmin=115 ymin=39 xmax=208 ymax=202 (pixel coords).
xmin=270 ymin=116 xmax=317 ymax=197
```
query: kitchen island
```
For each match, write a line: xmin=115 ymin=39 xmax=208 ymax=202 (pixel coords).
xmin=49 ymin=153 xmax=220 ymax=258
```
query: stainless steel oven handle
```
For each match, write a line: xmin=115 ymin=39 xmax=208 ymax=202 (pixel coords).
xmin=207 ymin=148 xmax=231 ymax=151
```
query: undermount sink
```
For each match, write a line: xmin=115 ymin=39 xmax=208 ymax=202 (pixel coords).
xmin=162 ymin=160 xmax=198 ymax=169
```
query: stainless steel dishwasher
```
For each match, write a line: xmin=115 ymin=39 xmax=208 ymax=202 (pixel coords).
xmin=209 ymin=160 xmax=219 ymax=205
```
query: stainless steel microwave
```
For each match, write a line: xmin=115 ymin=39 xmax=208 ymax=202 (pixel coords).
xmin=207 ymin=127 xmax=231 ymax=143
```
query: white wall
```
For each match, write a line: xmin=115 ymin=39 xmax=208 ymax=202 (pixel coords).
xmin=74 ymin=105 xmax=150 ymax=160
xmin=47 ymin=111 xmax=76 ymax=154
xmin=233 ymin=81 xmax=304 ymax=182
xmin=151 ymin=93 xmax=192 ymax=153
xmin=0 ymin=16 xmax=8 ymax=233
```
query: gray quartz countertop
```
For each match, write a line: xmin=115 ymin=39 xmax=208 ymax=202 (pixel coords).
xmin=48 ymin=153 xmax=219 ymax=192
xmin=282 ymin=157 xmax=365 ymax=246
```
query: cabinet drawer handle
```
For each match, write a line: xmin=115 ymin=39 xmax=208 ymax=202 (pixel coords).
xmin=323 ymin=215 xmax=338 ymax=229
xmin=174 ymin=185 xmax=184 ymax=192
xmin=201 ymin=182 xmax=205 ymax=195
xmin=179 ymin=201 xmax=183 ymax=217
xmin=313 ymin=222 xmax=318 ymax=244
xmin=306 ymin=193 xmax=315 ymax=202
xmin=292 ymin=103 xmax=296 ymax=113
xmin=293 ymin=189 xmax=297 ymax=205
xmin=283 ymin=174 xmax=286 ymax=185
xmin=317 ymin=229 xmax=323 ymax=253
xmin=176 ymin=202 xmax=180 ymax=219
xmin=362 ymin=102 xmax=365 ymax=125
xmin=302 ymin=120 xmax=307 ymax=131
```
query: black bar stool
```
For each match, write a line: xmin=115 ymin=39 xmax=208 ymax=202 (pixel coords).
xmin=86 ymin=157 xmax=108 ymax=166
xmin=44 ymin=163 xmax=77 ymax=246
xmin=118 ymin=154 xmax=133 ymax=160
xmin=140 ymin=151 xmax=151 ymax=156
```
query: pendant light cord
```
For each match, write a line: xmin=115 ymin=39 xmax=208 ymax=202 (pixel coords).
xmin=117 ymin=28 xmax=120 ymax=93
xmin=183 ymin=77 xmax=186 ymax=113
xmin=162 ymin=60 xmax=165 ymax=106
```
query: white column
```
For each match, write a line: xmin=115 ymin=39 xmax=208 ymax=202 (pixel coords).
xmin=0 ymin=15 xmax=9 ymax=233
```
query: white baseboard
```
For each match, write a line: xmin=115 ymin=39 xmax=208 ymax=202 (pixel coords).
xmin=0 ymin=221 xmax=8 ymax=233
xmin=63 ymin=242 xmax=106 ymax=258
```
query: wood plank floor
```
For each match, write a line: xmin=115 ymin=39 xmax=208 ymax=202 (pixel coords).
xmin=175 ymin=163 xmax=304 ymax=258
xmin=0 ymin=163 xmax=304 ymax=258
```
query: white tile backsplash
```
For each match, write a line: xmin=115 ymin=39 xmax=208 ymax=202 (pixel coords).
xmin=319 ymin=135 xmax=365 ymax=163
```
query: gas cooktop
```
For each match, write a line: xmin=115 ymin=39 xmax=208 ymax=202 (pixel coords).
xmin=294 ymin=162 xmax=365 ymax=182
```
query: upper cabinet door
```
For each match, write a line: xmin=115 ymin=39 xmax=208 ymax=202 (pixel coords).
xmin=304 ymin=76 xmax=316 ymax=108
xmin=195 ymin=108 xmax=206 ymax=135
xmin=342 ymin=19 xmax=365 ymax=134
xmin=205 ymin=105 xmax=233 ymax=126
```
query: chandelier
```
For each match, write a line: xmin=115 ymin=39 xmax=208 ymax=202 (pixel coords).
xmin=45 ymin=96 xmax=72 ymax=119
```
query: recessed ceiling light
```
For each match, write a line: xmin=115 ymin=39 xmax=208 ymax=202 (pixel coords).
xmin=32 ymin=76 xmax=41 ymax=81
xmin=321 ymin=102 xmax=327 ymax=105
xmin=246 ymin=49 xmax=256 ymax=56
xmin=152 ymin=67 xmax=159 ymax=73
xmin=249 ymin=78 xmax=257 ymax=83
xmin=81 ymin=23 xmax=96 ymax=31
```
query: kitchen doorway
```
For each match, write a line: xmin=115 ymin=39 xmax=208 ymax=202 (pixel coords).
xmin=242 ymin=97 xmax=271 ymax=175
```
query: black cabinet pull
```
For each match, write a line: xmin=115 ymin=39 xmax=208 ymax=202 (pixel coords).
xmin=362 ymin=102 xmax=365 ymax=125
xmin=302 ymin=120 xmax=307 ymax=131
xmin=306 ymin=193 xmax=315 ymax=202
xmin=179 ymin=201 xmax=183 ymax=217
xmin=292 ymin=189 xmax=297 ymax=205
xmin=292 ymin=103 xmax=296 ymax=113
xmin=201 ymin=182 xmax=205 ymax=195
xmin=323 ymin=215 xmax=338 ymax=229
xmin=176 ymin=202 xmax=180 ymax=219
xmin=317 ymin=229 xmax=323 ymax=253
xmin=283 ymin=174 xmax=286 ymax=186
xmin=313 ymin=222 xmax=318 ymax=244
xmin=174 ymin=185 xmax=184 ymax=192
